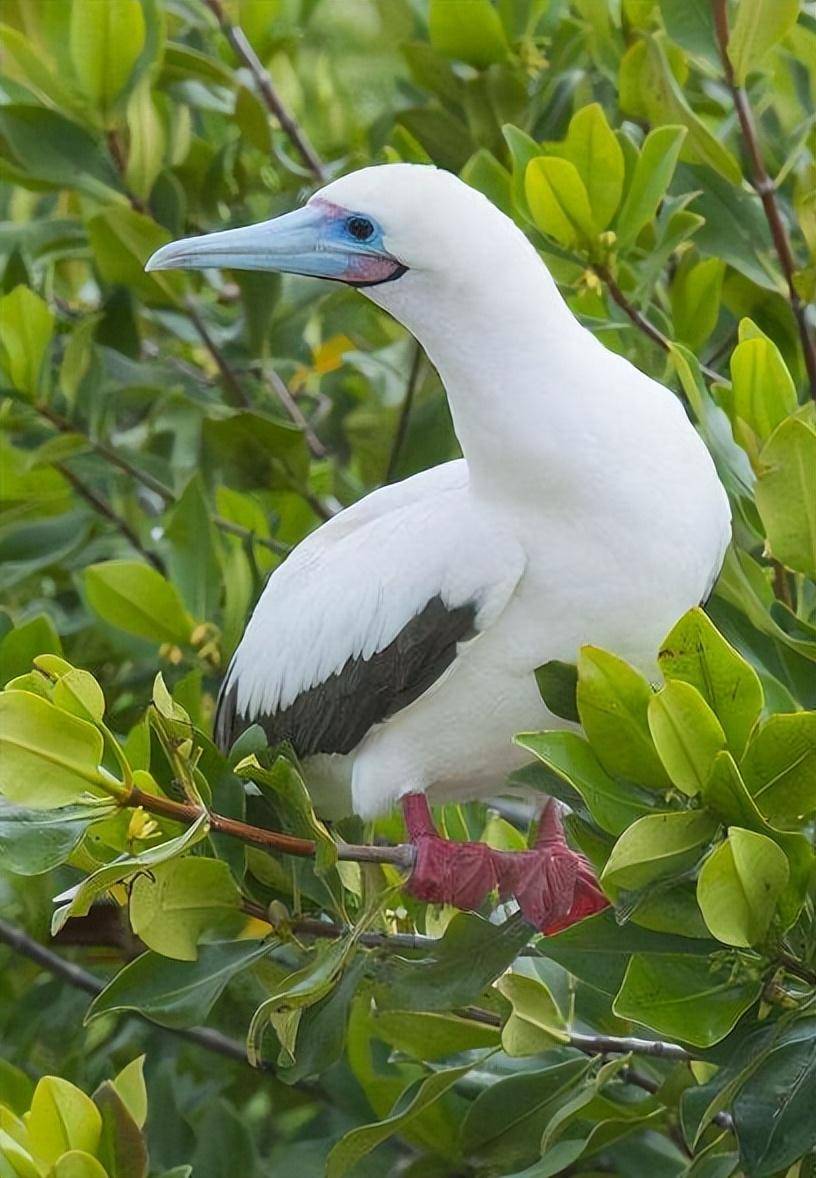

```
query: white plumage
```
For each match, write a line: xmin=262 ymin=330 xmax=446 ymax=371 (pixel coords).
xmin=151 ymin=164 xmax=731 ymax=822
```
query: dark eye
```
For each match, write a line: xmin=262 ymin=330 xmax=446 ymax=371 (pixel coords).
xmin=347 ymin=216 xmax=375 ymax=242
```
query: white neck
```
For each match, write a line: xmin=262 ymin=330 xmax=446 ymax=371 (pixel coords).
xmin=366 ymin=228 xmax=610 ymax=498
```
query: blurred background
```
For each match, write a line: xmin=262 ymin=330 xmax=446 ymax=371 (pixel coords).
xmin=1 ymin=1 xmax=815 ymax=1174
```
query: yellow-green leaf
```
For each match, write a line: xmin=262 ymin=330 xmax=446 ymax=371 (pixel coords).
xmin=647 ymin=681 xmax=727 ymax=795
xmin=728 ymin=0 xmax=801 ymax=85
xmin=755 ymin=418 xmax=816 ymax=578
xmin=525 ymin=156 xmax=595 ymax=247
xmin=564 ymin=103 xmax=624 ymax=231
xmin=69 ymin=0 xmax=146 ymax=121
xmin=0 ymin=285 xmax=54 ymax=398
xmin=697 ymin=827 xmax=789 ymax=947
xmin=27 ymin=1077 xmax=102 ymax=1166
xmin=0 ymin=691 xmax=106 ymax=808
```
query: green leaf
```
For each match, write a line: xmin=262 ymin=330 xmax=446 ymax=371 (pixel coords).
xmin=129 ymin=857 xmax=241 ymax=961
xmin=52 ymin=1152 xmax=108 ymax=1178
xmin=494 ymin=972 xmax=568 ymax=1056
xmin=52 ymin=810 xmax=210 ymax=935
xmin=525 ymin=156 xmax=595 ymax=247
xmin=87 ymin=205 xmax=183 ymax=304
xmin=659 ymin=608 xmax=763 ymax=757
xmin=728 ymin=0 xmax=801 ymax=85
xmin=642 ymin=36 xmax=742 ymax=184
xmin=0 ymin=285 xmax=53 ymax=397
xmin=539 ymin=910 xmax=715 ymax=996
xmin=164 ymin=474 xmax=222 ymax=622
xmin=27 ymin=1077 xmax=102 ymax=1166
xmin=534 ymin=660 xmax=578 ymax=723
xmin=697 ymin=827 xmax=789 ymax=946
xmin=564 ymin=103 xmax=624 ymax=231
xmin=235 ymin=754 xmax=337 ymax=875
xmin=755 ymin=418 xmax=816 ymax=578
xmin=0 ymin=105 xmax=122 ymax=201
xmin=92 ymin=1080 xmax=148 ymax=1178
xmin=373 ymin=913 xmax=533 ymax=1012
xmin=428 ymin=0 xmax=508 ymax=69
xmin=247 ymin=933 xmax=358 ymax=1068
xmin=0 ymin=614 xmax=62 ymax=685
xmin=670 ymin=255 xmax=725 ymax=351
xmin=576 ymin=646 xmax=671 ymax=790
xmin=112 ymin=1057 xmax=147 ymax=1130
xmin=741 ymin=712 xmax=816 ymax=825
xmin=53 ymin=669 xmax=106 ymax=724
xmin=729 ymin=331 xmax=798 ymax=444
xmin=0 ymin=690 xmax=106 ymax=808
xmin=616 ymin=125 xmax=686 ymax=246
xmin=0 ymin=799 xmax=115 ymax=874
xmin=613 ymin=953 xmax=763 ymax=1047
xmin=459 ymin=1057 xmax=592 ymax=1169
xmin=733 ymin=1018 xmax=816 ymax=1176
xmin=69 ymin=0 xmax=146 ymax=120
xmin=515 ymin=731 xmax=655 ymax=835
xmin=87 ymin=938 xmax=273 ymax=1029
xmin=601 ymin=810 xmax=718 ymax=891
xmin=702 ymin=750 xmax=810 ymax=930
xmin=326 ymin=1061 xmax=475 ymax=1178
xmin=370 ymin=1008 xmax=500 ymax=1062
xmin=647 ymin=680 xmax=727 ymax=795
xmin=125 ymin=77 xmax=165 ymax=199
xmin=84 ymin=560 xmax=194 ymax=646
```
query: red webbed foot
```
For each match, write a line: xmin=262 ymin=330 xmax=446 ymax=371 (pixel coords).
xmin=403 ymin=793 xmax=497 ymax=911
xmin=494 ymin=800 xmax=609 ymax=934
xmin=402 ymin=794 xmax=608 ymax=933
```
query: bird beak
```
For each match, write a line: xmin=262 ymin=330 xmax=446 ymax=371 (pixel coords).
xmin=145 ymin=200 xmax=405 ymax=287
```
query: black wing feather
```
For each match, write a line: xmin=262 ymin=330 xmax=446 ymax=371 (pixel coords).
xmin=214 ymin=594 xmax=477 ymax=756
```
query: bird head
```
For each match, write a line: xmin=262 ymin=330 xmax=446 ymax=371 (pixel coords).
xmin=145 ymin=163 xmax=520 ymax=292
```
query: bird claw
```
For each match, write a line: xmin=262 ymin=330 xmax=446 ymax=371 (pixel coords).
xmin=403 ymin=794 xmax=608 ymax=933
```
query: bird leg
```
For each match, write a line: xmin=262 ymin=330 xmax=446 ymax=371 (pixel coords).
xmin=403 ymin=794 xmax=608 ymax=934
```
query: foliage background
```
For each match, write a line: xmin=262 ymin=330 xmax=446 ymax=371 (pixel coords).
xmin=1 ymin=1 xmax=815 ymax=1176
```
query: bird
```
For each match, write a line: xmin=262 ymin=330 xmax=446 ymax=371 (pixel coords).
xmin=146 ymin=163 xmax=731 ymax=934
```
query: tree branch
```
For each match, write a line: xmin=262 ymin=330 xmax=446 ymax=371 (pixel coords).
xmin=203 ymin=0 xmax=326 ymax=183
xmin=128 ymin=784 xmax=415 ymax=868
xmin=35 ymin=402 xmax=290 ymax=557
xmin=594 ymin=265 xmax=721 ymax=384
xmin=385 ymin=341 xmax=424 ymax=485
xmin=56 ymin=463 xmax=166 ymax=575
xmin=711 ymin=0 xmax=816 ymax=399
xmin=0 ymin=916 xmax=256 ymax=1069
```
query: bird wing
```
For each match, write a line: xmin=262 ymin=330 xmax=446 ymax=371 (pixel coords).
xmin=214 ymin=460 xmax=525 ymax=756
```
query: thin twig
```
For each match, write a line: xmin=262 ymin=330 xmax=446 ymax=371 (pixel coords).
xmin=595 ymin=265 xmax=721 ymax=384
xmin=0 ymin=917 xmax=256 ymax=1069
xmin=128 ymin=785 xmax=415 ymax=868
xmin=35 ymin=403 xmax=289 ymax=557
xmin=262 ymin=363 xmax=326 ymax=458
xmin=777 ymin=953 xmax=816 ymax=986
xmin=203 ymin=0 xmax=326 ymax=183
xmin=385 ymin=341 xmax=424 ymax=485
xmin=185 ymin=296 xmax=251 ymax=408
xmin=56 ymin=463 xmax=166 ymax=574
xmin=712 ymin=0 xmax=816 ymax=399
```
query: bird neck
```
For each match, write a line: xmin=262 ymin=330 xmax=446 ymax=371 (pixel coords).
xmin=367 ymin=239 xmax=607 ymax=497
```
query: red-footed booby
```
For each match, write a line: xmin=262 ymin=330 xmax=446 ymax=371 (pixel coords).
xmin=146 ymin=164 xmax=731 ymax=933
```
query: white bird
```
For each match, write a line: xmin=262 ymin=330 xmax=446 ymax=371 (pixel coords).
xmin=146 ymin=164 xmax=731 ymax=932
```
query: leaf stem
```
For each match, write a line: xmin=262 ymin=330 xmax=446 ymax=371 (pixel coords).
xmin=711 ymin=0 xmax=816 ymax=399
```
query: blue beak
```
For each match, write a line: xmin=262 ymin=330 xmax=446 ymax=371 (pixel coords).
xmin=145 ymin=202 xmax=405 ymax=287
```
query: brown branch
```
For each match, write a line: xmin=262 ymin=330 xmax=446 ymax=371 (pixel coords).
xmin=56 ymin=463 xmax=166 ymax=574
xmin=385 ymin=341 xmax=424 ymax=485
xmin=595 ymin=265 xmax=721 ymax=384
xmin=203 ymin=0 xmax=326 ymax=183
xmin=712 ymin=0 xmax=816 ymax=399
xmin=185 ymin=296 xmax=251 ymax=408
xmin=128 ymin=785 xmax=415 ymax=868
xmin=262 ymin=363 xmax=326 ymax=459
xmin=777 ymin=952 xmax=816 ymax=987
xmin=35 ymin=403 xmax=289 ymax=557
xmin=0 ymin=916 xmax=256 ymax=1069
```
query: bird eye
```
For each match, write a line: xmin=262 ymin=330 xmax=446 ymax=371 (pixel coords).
xmin=347 ymin=216 xmax=375 ymax=242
